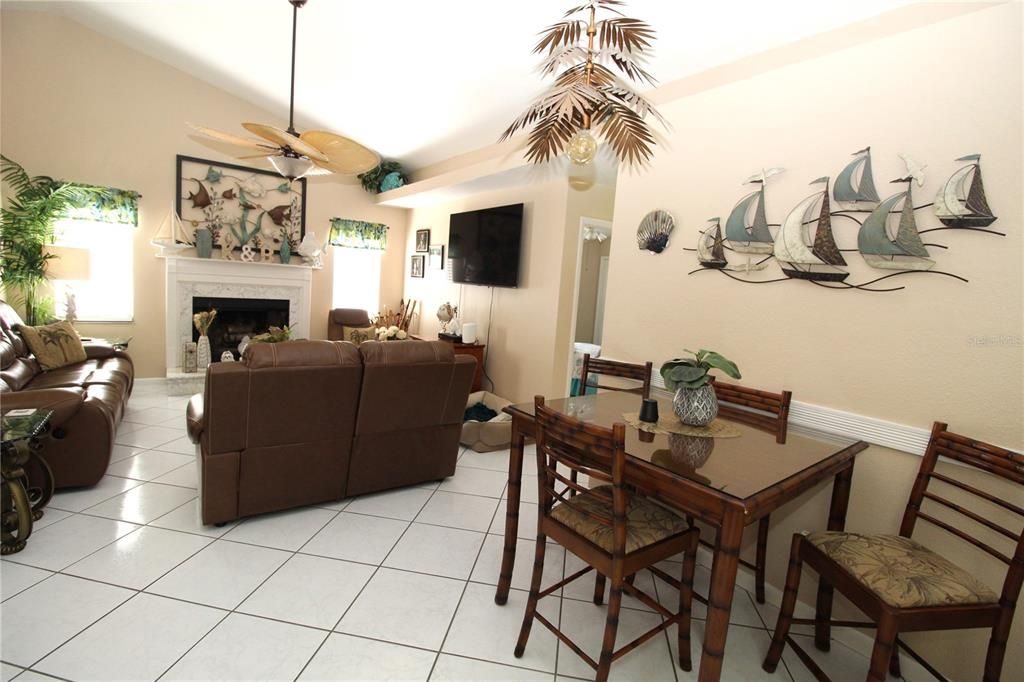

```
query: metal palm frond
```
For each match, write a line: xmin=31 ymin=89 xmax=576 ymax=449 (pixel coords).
xmin=501 ymin=0 xmax=667 ymax=167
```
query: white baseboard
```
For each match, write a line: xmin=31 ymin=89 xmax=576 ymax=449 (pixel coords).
xmin=648 ymin=375 xmax=931 ymax=457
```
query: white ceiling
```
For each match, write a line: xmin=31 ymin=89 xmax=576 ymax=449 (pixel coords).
xmin=17 ymin=0 xmax=915 ymax=171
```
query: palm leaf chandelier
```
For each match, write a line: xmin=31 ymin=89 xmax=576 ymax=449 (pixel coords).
xmin=501 ymin=0 xmax=667 ymax=167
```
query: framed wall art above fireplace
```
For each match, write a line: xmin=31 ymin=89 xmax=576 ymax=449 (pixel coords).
xmin=175 ymin=154 xmax=307 ymax=254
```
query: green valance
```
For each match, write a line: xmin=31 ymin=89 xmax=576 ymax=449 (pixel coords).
xmin=63 ymin=185 xmax=140 ymax=227
xmin=329 ymin=218 xmax=388 ymax=250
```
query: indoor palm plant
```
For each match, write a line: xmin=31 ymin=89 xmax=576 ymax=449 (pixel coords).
xmin=660 ymin=349 xmax=741 ymax=426
xmin=0 ymin=156 xmax=105 ymax=324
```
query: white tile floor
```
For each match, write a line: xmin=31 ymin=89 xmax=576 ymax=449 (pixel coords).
xmin=1 ymin=380 xmax=898 ymax=681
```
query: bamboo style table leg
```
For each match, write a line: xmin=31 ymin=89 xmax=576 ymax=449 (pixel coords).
xmin=698 ymin=506 xmax=745 ymax=682
xmin=814 ymin=463 xmax=855 ymax=651
xmin=495 ymin=417 xmax=526 ymax=605
xmin=1 ymin=441 xmax=37 ymax=555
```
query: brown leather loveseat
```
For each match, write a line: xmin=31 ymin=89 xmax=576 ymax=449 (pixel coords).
xmin=187 ymin=339 xmax=474 ymax=524
xmin=0 ymin=300 xmax=134 ymax=488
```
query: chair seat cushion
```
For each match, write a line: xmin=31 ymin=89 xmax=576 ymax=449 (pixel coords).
xmin=806 ymin=531 xmax=999 ymax=609
xmin=551 ymin=485 xmax=689 ymax=554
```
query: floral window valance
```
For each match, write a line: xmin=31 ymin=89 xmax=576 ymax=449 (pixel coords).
xmin=62 ymin=184 xmax=140 ymax=227
xmin=329 ymin=218 xmax=388 ymax=250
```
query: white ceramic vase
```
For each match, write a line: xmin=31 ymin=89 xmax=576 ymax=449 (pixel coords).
xmin=196 ymin=334 xmax=212 ymax=370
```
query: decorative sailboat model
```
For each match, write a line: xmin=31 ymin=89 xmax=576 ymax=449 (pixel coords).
xmin=934 ymin=154 xmax=997 ymax=227
xmin=697 ymin=218 xmax=728 ymax=269
xmin=150 ymin=205 xmax=192 ymax=254
xmin=858 ymin=178 xmax=934 ymax=271
xmin=834 ymin=146 xmax=880 ymax=205
xmin=725 ymin=168 xmax=783 ymax=254
xmin=775 ymin=177 xmax=849 ymax=282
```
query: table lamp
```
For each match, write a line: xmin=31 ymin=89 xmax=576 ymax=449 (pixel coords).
xmin=44 ymin=245 xmax=91 ymax=324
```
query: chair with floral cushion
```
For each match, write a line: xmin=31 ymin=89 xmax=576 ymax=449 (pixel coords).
xmin=514 ymin=396 xmax=700 ymax=682
xmin=763 ymin=421 xmax=1023 ymax=682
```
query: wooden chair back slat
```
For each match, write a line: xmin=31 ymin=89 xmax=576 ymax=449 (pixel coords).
xmin=921 ymin=491 xmax=1019 ymax=541
xmin=915 ymin=511 xmax=1013 ymax=564
xmin=935 ymin=441 xmax=1024 ymax=484
xmin=712 ymin=381 xmax=792 ymax=444
xmin=929 ymin=471 xmax=1024 ymax=518
xmin=578 ymin=354 xmax=653 ymax=400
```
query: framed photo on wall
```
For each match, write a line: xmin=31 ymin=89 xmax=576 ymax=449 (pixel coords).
xmin=428 ymin=244 xmax=445 ymax=269
xmin=411 ymin=255 xmax=425 ymax=278
xmin=415 ymin=229 xmax=430 ymax=252
xmin=175 ymin=154 xmax=306 ymax=253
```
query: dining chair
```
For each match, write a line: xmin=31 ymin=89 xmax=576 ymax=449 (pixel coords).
xmin=572 ymin=354 xmax=653 ymax=492
xmin=515 ymin=396 xmax=700 ymax=681
xmin=712 ymin=381 xmax=793 ymax=604
xmin=577 ymin=353 xmax=653 ymax=399
xmin=763 ymin=421 xmax=1023 ymax=682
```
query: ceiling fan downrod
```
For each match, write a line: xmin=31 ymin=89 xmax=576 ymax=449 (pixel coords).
xmin=286 ymin=0 xmax=308 ymax=137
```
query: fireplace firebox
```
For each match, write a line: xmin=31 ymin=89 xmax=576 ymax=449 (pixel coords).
xmin=191 ymin=296 xmax=289 ymax=361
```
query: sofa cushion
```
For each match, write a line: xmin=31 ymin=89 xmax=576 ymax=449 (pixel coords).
xmin=0 ymin=356 xmax=40 ymax=391
xmin=17 ymin=320 xmax=87 ymax=370
xmin=244 ymin=339 xmax=361 ymax=369
xmin=341 ymin=325 xmax=376 ymax=345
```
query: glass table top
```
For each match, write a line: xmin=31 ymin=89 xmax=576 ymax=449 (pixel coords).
xmin=1 ymin=409 xmax=53 ymax=444
xmin=507 ymin=392 xmax=858 ymax=501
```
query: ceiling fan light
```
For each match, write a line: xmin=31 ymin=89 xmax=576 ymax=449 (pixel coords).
xmin=567 ymin=129 xmax=598 ymax=166
xmin=269 ymin=155 xmax=314 ymax=180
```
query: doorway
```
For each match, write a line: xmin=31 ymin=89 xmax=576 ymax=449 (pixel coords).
xmin=567 ymin=217 xmax=612 ymax=393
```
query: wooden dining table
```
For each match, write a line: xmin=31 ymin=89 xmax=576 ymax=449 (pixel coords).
xmin=493 ymin=391 xmax=867 ymax=682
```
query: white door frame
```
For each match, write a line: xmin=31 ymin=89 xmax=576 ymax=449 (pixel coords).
xmin=565 ymin=216 xmax=613 ymax=390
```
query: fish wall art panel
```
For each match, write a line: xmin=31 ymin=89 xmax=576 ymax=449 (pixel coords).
xmin=687 ymin=148 xmax=1003 ymax=292
xmin=175 ymin=155 xmax=307 ymax=254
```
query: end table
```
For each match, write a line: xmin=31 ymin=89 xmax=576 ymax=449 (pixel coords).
xmin=2 ymin=409 xmax=55 ymax=554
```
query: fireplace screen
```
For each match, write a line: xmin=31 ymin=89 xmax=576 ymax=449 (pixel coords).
xmin=191 ymin=296 xmax=289 ymax=361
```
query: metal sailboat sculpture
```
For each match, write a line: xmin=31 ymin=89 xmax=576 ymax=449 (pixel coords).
xmin=934 ymin=154 xmax=997 ymax=227
xmin=697 ymin=218 xmax=728 ymax=269
xmin=774 ymin=177 xmax=849 ymax=282
xmin=834 ymin=146 xmax=880 ymax=204
xmin=725 ymin=168 xmax=783 ymax=254
xmin=858 ymin=178 xmax=934 ymax=270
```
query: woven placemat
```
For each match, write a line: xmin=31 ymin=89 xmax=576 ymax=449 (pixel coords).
xmin=622 ymin=412 xmax=742 ymax=439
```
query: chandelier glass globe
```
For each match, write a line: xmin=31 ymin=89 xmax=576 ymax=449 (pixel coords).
xmin=566 ymin=129 xmax=598 ymax=165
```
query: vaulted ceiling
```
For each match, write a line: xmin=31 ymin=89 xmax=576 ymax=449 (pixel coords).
xmin=15 ymin=0 xmax=913 ymax=170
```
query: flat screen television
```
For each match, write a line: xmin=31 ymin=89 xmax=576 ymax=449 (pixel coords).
xmin=448 ymin=203 xmax=523 ymax=288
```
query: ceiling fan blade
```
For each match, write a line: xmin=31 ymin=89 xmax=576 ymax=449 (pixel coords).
xmin=302 ymin=130 xmax=380 ymax=175
xmin=242 ymin=123 xmax=328 ymax=162
xmin=187 ymin=123 xmax=278 ymax=152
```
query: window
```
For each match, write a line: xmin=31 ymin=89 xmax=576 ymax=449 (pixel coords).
xmin=332 ymin=246 xmax=381 ymax=314
xmin=51 ymin=218 xmax=134 ymax=322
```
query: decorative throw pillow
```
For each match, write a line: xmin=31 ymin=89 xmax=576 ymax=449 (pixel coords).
xmin=17 ymin=320 xmax=87 ymax=370
xmin=342 ymin=325 xmax=376 ymax=345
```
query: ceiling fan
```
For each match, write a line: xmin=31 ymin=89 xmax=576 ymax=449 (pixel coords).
xmin=189 ymin=0 xmax=379 ymax=180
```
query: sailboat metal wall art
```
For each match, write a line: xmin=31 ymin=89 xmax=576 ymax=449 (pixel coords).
xmin=683 ymin=147 xmax=1004 ymax=292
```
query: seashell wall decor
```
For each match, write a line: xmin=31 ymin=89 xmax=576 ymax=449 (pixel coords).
xmin=637 ymin=209 xmax=675 ymax=254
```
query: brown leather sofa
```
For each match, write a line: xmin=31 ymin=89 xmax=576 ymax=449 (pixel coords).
xmin=326 ymin=308 xmax=372 ymax=341
xmin=0 ymin=300 xmax=134 ymax=488
xmin=186 ymin=339 xmax=474 ymax=524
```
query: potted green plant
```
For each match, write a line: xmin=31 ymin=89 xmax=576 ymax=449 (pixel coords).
xmin=660 ymin=349 xmax=741 ymax=426
xmin=0 ymin=156 xmax=106 ymax=324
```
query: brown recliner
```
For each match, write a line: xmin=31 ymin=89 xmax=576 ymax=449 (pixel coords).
xmin=188 ymin=339 xmax=474 ymax=524
xmin=347 ymin=340 xmax=475 ymax=496
xmin=0 ymin=300 xmax=134 ymax=488
xmin=326 ymin=308 xmax=372 ymax=340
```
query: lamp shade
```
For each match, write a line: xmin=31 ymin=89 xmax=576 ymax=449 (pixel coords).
xmin=44 ymin=245 xmax=91 ymax=280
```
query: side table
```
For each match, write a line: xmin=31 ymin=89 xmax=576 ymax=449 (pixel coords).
xmin=1 ymin=409 xmax=55 ymax=554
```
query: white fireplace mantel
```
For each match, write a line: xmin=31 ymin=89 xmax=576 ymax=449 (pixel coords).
xmin=163 ymin=255 xmax=313 ymax=373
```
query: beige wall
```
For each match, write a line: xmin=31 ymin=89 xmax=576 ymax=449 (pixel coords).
xmin=0 ymin=10 xmax=409 ymax=376
xmin=402 ymin=182 xmax=569 ymax=402
xmin=601 ymin=4 xmax=1022 ymax=679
